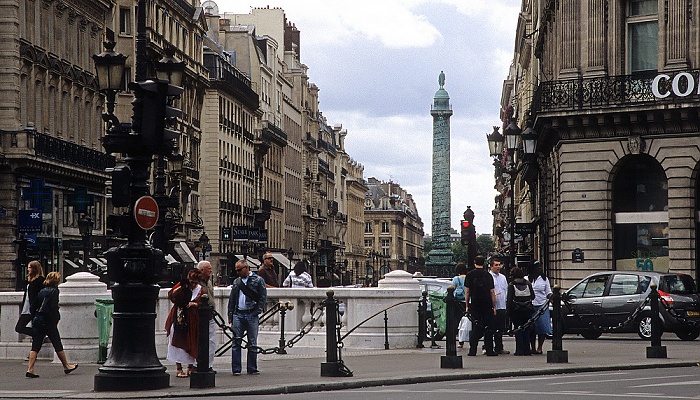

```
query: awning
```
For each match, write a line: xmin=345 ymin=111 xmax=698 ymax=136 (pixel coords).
xmin=234 ymin=255 xmax=261 ymax=268
xmin=270 ymin=252 xmax=292 ymax=268
xmin=90 ymin=258 xmax=107 ymax=268
xmin=64 ymin=259 xmax=80 ymax=270
xmin=165 ymin=254 xmax=178 ymax=264
xmin=173 ymin=242 xmax=197 ymax=264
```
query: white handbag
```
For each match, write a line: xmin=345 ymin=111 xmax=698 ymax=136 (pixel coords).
xmin=457 ymin=315 xmax=471 ymax=342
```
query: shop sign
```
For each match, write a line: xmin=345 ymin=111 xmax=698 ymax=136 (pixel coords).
xmin=651 ymin=72 xmax=700 ymax=98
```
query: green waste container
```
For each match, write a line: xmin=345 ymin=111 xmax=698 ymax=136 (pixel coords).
xmin=95 ymin=298 xmax=114 ymax=364
xmin=428 ymin=291 xmax=447 ymax=340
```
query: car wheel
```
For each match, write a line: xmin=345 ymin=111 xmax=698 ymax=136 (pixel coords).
xmin=580 ymin=330 xmax=602 ymax=340
xmin=675 ymin=328 xmax=700 ymax=341
xmin=637 ymin=313 xmax=654 ymax=340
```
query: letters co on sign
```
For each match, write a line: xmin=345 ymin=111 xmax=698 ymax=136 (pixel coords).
xmin=651 ymin=71 xmax=700 ymax=98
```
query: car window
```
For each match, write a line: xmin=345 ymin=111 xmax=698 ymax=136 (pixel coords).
xmin=638 ymin=276 xmax=651 ymax=293
xmin=609 ymin=274 xmax=639 ymax=296
xmin=659 ymin=274 xmax=697 ymax=294
xmin=582 ymin=275 xmax=609 ymax=297
xmin=568 ymin=280 xmax=586 ymax=298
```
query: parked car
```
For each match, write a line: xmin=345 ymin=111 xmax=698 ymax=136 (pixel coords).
xmin=560 ymin=271 xmax=700 ymax=341
xmin=416 ymin=277 xmax=453 ymax=340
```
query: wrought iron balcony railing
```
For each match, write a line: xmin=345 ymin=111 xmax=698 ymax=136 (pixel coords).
xmin=34 ymin=131 xmax=115 ymax=171
xmin=535 ymin=70 xmax=699 ymax=113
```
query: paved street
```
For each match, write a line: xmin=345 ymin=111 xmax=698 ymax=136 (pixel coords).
xmin=237 ymin=366 xmax=700 ymax=400
xmin=1 ymin=335 xmax=698 ymax=398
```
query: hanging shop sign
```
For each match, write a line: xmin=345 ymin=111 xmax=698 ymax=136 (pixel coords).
xmin=651 ymin=72 xmax=700 ymax=99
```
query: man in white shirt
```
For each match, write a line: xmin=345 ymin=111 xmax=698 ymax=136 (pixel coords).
xmin=489 ymin=257 xmax=510 ymax=354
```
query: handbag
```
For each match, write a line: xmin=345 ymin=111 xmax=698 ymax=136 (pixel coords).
xmin=457 ymin=315 xmax=471 ymax=342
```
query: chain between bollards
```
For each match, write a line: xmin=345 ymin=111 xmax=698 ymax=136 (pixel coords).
xmin=646 ymin=283 xmax=667 ymax=358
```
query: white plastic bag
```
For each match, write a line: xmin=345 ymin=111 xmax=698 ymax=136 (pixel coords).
xmin=457 ymin=315 xmax=471 ymax=343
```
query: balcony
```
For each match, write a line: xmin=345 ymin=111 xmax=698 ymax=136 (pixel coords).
xmin=534 ymin=71 xmax=698 ymax=113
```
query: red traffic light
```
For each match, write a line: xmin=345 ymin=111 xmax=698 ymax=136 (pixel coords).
xmin=461 ymin=220 xmax=470 ymax=228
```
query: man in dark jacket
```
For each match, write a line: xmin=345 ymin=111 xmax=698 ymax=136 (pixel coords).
xmin=227 ymin=260 xmax=267 ymax=375
xmin=464 ymin=255 xmax=497 ymax=356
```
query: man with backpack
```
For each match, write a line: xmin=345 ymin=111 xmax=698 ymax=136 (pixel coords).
xmin=464 ymin=255 xmax=497 ymax=356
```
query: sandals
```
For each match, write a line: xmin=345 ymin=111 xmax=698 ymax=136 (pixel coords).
xmin=176 ymin=369 xmax=188 ymax=378
xmin=186 ymin=366 xmax=195 ymax=376
xmin=64 ymin=364 xmax=78 ymax=374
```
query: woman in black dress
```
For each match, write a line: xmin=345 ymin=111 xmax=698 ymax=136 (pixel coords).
xmin=25 ymin=272 xmax=78 ymax=378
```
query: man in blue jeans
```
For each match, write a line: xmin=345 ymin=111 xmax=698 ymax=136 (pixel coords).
xmin=227 ymin=259 xmax=267 ymax=375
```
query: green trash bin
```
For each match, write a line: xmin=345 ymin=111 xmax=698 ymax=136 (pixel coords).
xmin=95 ymin=298 xmax=114 ymax=364
xmin=428 ymin=291 xmax=447 ymax=340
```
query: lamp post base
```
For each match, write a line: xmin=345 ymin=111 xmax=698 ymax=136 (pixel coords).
xmin=440 ymin=355 xmax=463 ymax=369
xmin=547 ymin=350 xmax=568 ymax=363
xmin=646 ymin=346 xmax=667 ymax=358
xmin=94 ymin=367 xmax=169 ymax=391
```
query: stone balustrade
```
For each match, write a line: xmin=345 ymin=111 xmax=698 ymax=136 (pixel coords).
xmin=0 ymin=270 xmax=422 ymax=362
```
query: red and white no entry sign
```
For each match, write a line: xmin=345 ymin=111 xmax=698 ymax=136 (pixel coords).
xmin=134 ymin=196 xmax=159 ymax=230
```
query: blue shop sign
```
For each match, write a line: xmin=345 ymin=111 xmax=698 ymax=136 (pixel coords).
xmin=18 ymin=210 xmax=42 ymax=233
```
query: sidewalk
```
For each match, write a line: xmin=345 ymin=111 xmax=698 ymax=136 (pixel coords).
xmin=2 ymin=335 xmax=698 ymax=398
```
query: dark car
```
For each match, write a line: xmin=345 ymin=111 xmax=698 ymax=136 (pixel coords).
xmin=561 ymin=271 xmax=700 ymax=341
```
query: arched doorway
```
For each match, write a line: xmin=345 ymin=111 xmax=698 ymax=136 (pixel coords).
xmin=612 ymin=155 xmax=668 ymax=271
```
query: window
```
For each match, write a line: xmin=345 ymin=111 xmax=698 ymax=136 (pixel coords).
xmin=609 ymin=274 xmax=641 ymax=296
xmin=569 ymin=275 xmax=609 ymax=298
xmin=613 ymin=155 xmax=668 ymax=271
xmin=381 ymin=239 xmax=390 ymax=256
xmin=381 ymin=221 xmax=389 ymax=233
xmin=627 ymin=0 xmax=658 ymax=73
xmin=365 ymin=221 xmax=372 ymax=233
xmin=364 ymin=239 xmax=372 ymax=248
xmin=119 ymin=7 xmax=132 ymax=35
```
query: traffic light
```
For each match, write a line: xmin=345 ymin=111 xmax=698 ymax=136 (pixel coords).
xmin=105 ymin=165 xmax=131 ymax=207
xmin=461 ymin=220 xmax=470 ymax=246
xmin=129 ymin=79 xmax=182 ymax=155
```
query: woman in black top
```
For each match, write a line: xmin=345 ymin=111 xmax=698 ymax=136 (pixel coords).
xmin=15 ymin=260 xmax=45 ymax=336
xmin=25 ymin=272 xmax=78 ymax=378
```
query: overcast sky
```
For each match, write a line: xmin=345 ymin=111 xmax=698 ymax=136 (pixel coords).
xmin=215 ymin=0 xmax=521 ymax=235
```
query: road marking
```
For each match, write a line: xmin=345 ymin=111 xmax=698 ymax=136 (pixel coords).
xmin=631 ymin=380 xmax=700 ymax=388
xmin=548 ymin=374 xmax=696 ymax=385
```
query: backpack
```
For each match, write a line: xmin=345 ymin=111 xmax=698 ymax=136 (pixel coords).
xmin=453 ymin=276 xmax=465 ymax=301
xmin=512 ymin=283 xmax=535 ymax=313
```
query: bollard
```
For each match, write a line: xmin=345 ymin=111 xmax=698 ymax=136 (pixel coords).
xmin=417 ymin=291 xmax=427 ymax=348
xmin=440 ymin=285 xmax=462 ymax=369
xmin=646 ymin=283 xmax=667 ymax=358
xmin=547 ymin=285 xmax=568 ymax=363
xmin=382 ymin=310 xmax=389 ymax=350
xmin=321 ymin=290 xmax=352 ymax=377
xmin=277 ymin=302 xmax=293 ymax=355
xmin=190 ymin=295 xmax=215 ymax=388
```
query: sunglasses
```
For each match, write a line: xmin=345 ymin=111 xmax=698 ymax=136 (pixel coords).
xmin=235 ymin=266 xmax=247 ymax=272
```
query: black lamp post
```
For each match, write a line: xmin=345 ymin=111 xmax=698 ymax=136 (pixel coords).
xmin=487 ymin=121 xmax=539 ymax=269
xmin=78 ymin=214 xmax=93 ymax=273
xmin=92 ymin=3 xmax=175 ymax=390
xmin=199 ymin=232 xmax=210 ymax=261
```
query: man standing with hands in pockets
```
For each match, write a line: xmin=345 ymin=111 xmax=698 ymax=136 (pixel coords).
xmin=227 ymin=260 xmax=266 ymax=375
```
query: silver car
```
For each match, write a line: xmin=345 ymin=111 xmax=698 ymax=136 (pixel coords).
xmin=561 ymin=271 xmax=700 ymax=340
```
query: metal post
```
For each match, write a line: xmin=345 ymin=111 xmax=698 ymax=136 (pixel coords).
xmin=646 ymin=283 xmax=667 ymax=358
xmin=277 ymin=302 xmax=291 ymax=355
xmin=509 ymin=167 xmax=516 ymax=269
xmin=321 ymin=290 xmax=351 ymax=377
xmin=547 ymin=285 xmax=568 ymax=363
xmin=191 ymin=295 xmax=215 ymax=388
xmin=383 ymin=310 xmax=390 ymax=350
xmin=440 ymin=286 xmax=462 ymax=368
xmin=416 ymin=291 xmax=427 ymax=348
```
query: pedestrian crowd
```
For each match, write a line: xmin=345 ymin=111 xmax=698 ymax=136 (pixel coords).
xmin=457 ymin=256 xmax=552 ymax=357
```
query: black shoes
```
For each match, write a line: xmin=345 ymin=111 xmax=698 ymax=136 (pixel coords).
xmin=26 ymin=372 xmax=39 ymax=378
xmin=64 ymin=364 xmax=78 ymax=374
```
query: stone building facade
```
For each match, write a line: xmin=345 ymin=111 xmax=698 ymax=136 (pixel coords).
xmin=497 ymin=0 xmax=700 ymax=288
xmin=0 ymin=0 xmax=113 ymax=289
xmin=364 ymin=178 xmax=424 ymax=285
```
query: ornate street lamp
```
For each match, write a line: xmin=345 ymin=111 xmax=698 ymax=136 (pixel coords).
xmin=199 ymin=232 xmax=210 ymax=261
xmin=77 ymin=214 xmax=93 ymax=273
xmin=155 ymin=48 xmax=185 ymax=87
xmin=486 ymin=126 xmax=504 ymax=158
xmin=521 ymin=126 xmax=539 ymax=156
xmin=504 ymin=120 xmax=522 ymax=151
xmin=92 ymin=29 xmax=127 ymax=117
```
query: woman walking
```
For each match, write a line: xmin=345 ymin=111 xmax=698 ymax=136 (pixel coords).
xmin=25 ymin=272 xmax=78 ymax=378
xmin=16 ymin=261 xmax=45 ymax=337
xmin=528 ymin=261 xmax=552 ymax=354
